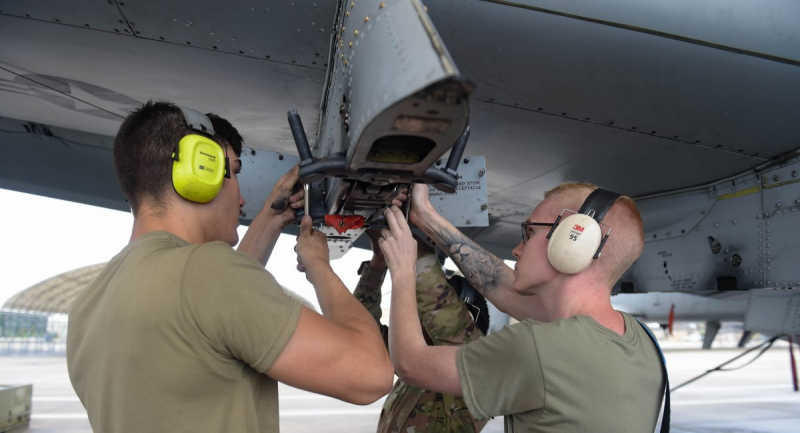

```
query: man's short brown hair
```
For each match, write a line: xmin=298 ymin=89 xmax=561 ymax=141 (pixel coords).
xmin=113 ymin=101 xmax=243 ymax=215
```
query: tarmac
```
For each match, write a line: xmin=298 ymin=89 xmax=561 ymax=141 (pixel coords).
xmin=2 ymin=342 xmax=799 ymax=432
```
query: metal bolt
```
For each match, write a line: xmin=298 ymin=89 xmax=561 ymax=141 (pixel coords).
xmin=354 ymin=29 xmax=359 ymax=36
xmin=350 ymin=2 xmax=355 ymax=8
xmin=773 ymin=174 xmax=780 ymax=182
xmin=732 ymin=219 xmax=738 ymax=225
xmin=478 ymin=169 xmax=485 ymax=177
xmin=776 ymin=202 xmax=782 ymax=208
xmin=380 ymin=2 xmax=385 ymax=9
xmin=364 ymin=16 xmax=370 ymax=23
xmin=756 ymin=214 xmax=761 ymax=219
xmin=763 ymin=213 xmax=770 ymax=218
xmin=697 ymin=226 xmax=703 ymax=231
xmin=714 ymin=223 xmax=719 ymax=228
xmin=349 ymin=42 xmax=353 ymax=48
xmin=480 ymin=204 xmax=488 ymax=211
xmin=793 ymin=171 xmax=798 ymax=178
xmin=796 ymin=199 xmax=800 ymax=204
xmin=279 ymin=154 xmax=284 ymax=160
xmin=701 ymin=209 xmax=707 ymax=215
xmin=250 ymin=149 xmax=256 ymax=155
xmin=466 ymin=219 xmax=472 ymax=225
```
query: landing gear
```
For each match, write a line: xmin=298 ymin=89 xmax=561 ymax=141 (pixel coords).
xmin=737 ymin=330 xmax=753 ymax=348
xmin=703 ymin=320 xmax=721 ymax=349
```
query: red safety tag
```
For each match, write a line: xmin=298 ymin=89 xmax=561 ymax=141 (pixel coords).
xmin=324 ymin=215 xmax=365 ymax=234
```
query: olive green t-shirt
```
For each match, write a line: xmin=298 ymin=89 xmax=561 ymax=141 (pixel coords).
xmin=456 ymin=312 xmax=663 ymax=432
xmin=67 ymin=231 xmax=301 ymax=433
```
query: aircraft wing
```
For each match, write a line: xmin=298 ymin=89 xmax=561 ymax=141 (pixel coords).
xmin=2 ymin=1 xmax=799 ymax=335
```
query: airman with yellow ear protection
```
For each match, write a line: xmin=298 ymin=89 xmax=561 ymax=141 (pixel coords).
xmin=545 ymin=188 xmax=621 ymax=274
xmin=171 ymin=106 xmax=230 ymax=203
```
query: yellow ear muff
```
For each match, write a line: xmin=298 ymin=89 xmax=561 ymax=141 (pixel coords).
xmin=172 ymin=134 xmax=226 ymax=203
xmin=546 ymin=213 xmax=603 ymax=274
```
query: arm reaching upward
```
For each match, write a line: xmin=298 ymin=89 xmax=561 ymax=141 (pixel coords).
xmin=265 ymin=216 xmax=393 ymax=405
xmin=408 ymin=184 xmax=542 ymax=321
xmin=380 ymin=206 xmax=463 ymax=396
xmin=237 ymin=165 xmax=304 ymax=266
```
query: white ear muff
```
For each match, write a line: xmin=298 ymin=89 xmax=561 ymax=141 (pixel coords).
xmin=547 ymin=213 xmax=603 ymax=274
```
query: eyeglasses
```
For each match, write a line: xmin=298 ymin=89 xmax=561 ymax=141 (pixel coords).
xmin=520 ymin=222 xmax=556 ymax=244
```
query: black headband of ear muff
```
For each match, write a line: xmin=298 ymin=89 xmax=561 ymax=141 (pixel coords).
xmin=578 ymin=188 xmax=621 ymax=222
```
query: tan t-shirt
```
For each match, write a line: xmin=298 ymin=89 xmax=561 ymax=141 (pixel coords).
xmin=456 ymin=312 xmax=663 ymax=432
xmin=67 ymin=231 xmax=301 ymax=433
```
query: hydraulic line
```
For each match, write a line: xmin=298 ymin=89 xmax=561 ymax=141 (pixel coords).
xmin=671 ymin=335 xmax=782 ymax=393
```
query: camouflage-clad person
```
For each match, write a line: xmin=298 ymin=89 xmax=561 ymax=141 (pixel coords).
xmin=354 ymin=231 xmax=489 ymax=433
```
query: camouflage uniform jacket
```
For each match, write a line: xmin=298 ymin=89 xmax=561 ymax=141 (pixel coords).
xmin=354 ymin=253 xmax=487 ymax=433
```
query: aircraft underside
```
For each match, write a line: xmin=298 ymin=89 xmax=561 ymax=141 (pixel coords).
xmin=0 ymin=0 xmax=798 ymax=335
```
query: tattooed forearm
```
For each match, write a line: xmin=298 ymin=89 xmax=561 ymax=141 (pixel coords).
xmin=269 ymin=197 xmax=287 ymax=211
xmin=432 ymin=226 xmax=513 ymax=295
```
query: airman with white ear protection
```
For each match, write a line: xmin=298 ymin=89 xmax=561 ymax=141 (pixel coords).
xmin=171 ymin=106 xmax=230 ymax=203
xmin=545 ymin=188 xmax=621 ymax=275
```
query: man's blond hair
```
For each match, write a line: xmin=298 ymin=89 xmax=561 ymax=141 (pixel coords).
xmin=544 ymin=182 xmax=644 ymax=287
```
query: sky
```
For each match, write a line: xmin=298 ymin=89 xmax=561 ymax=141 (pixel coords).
xmin=0 ymin=188 xmax=380 ymax=312
xmin=0 ymin=187 xmax=522 ymax=330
